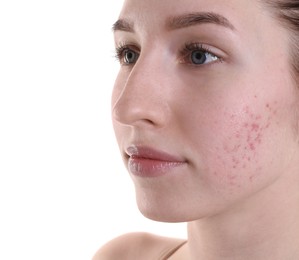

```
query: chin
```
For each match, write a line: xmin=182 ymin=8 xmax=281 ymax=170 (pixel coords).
xmin=135 ymin=193 xmax=183 ymax=222
xmin=138 ymin=205 xmax=187 ymax=223
xmin=135 ymin=193 xmax=203 ymax=223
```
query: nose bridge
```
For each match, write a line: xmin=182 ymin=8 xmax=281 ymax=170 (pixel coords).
xmin=112 ymin=53 xmax=170 ymax=127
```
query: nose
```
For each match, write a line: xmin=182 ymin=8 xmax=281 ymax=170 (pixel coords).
xmin=112 ymin=58 xmax=170 ymax=129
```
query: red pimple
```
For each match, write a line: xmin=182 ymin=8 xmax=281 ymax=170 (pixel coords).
xmin=251 ymin=123 xmax=259 ymax=132
xmin=228 ymin=174 xmax=237 ymax=180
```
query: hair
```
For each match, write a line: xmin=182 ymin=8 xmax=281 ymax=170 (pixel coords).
xmin=264 ymin=0 xmax=299 ymax=77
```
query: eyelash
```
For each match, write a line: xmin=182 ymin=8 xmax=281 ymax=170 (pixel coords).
xmin=114 ymin=42 xmax=222 ymax=66
xmin=179 ymin=42 xmax=222 ymax=65
xmin=114 ymin=42 xmax=140 ymax=65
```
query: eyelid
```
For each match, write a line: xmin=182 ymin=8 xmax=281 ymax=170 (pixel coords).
xmin=113 ymin=41 xmax=225 ymax=67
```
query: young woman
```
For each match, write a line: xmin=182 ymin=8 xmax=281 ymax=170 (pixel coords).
xmin=94 ymin=0 xmax=299 ymax=259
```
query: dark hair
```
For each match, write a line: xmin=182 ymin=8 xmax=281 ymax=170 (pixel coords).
xmin=264 ymin=1 xmax=299 ymax=76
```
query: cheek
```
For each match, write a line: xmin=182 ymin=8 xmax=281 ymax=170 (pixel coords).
xmin=197 ymin=102 xmax=280 ymax=192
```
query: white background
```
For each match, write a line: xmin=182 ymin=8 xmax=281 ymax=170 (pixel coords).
xmin=0 ymin=1 xmax=186 ymax=259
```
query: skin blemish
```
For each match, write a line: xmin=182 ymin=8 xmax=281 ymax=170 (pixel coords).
xmin=232 ymin=157 xmax=240 ymax=165
xmin=249 ymin=143 xmax=255 ymax=150
xmin=251 ymin=123 xmax=260 ymax=132
xmin=222 ymin=103 xmax=274 ymax=187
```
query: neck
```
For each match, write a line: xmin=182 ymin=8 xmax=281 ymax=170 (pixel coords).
xmin=187 ymin=174 xmax=299 ymax=260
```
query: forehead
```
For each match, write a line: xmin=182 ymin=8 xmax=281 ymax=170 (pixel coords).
xmin=118 ymin=0 xmax=264 ymax=31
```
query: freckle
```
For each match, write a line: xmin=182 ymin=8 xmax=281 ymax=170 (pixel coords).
xmin=254 ymin=95 xmax=258 ymax=99
xmin=249 ymin=143 xmax=255 ymax=150
xmin=266 ymin=103 xmax=270 ymax=109
xmin=232 ymin=157 xmax=240 ymax=165
xmin=247 ymin=157 xmax=251 ymax=162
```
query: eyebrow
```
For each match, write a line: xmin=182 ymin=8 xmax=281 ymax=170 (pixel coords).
xmin=166 ymin=12 xmax=235 ymax=31
xmin=112 ymin=19 xmax=134 ymax=32
xmin=112 ymin=11 xmax=235 ymax=33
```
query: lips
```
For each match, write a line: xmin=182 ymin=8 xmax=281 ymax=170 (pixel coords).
xmin=126 ymin=146 xmax=186 ymax=177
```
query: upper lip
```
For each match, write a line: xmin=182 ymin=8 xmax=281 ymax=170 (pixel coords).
xmin=126 ymin=145 xmax=186 ymax=162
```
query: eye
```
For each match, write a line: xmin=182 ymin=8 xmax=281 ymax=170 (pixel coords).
xmin=115 ymin=44 xmax=139 ymax=65
xmin=180 ymin=43 xmax=221 ymax=66
xmin=124 ymin=49 xmax=139 ymax=64
xmin=191 ymin=50 xmax=217 ymax=65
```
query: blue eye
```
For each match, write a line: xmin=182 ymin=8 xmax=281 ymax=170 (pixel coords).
xmin=115 ymin=44 xmax=140 ymax=65
xmin=191 ymin=50 xmax=207 ymax=64
xmin=124 ymin=49 xmax=139 ymax=64
xmin=181 ymin=43 xmax=220 ymax=66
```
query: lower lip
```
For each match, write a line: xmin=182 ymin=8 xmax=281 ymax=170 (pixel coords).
xmin=128 ymin=157 xmax=185 ymax=177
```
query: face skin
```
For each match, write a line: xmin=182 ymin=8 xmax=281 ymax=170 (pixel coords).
xmin=112 ymin=0 xmax=299 ymax=227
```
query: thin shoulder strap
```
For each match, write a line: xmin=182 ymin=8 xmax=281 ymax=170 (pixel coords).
xmin=161 ymin=241 xmax=187 ymax=260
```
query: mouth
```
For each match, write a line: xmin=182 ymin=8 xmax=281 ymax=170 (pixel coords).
xmin=125 ymin=146 xmax=187 ymax=177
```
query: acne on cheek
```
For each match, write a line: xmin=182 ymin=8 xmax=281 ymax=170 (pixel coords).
xmin=215 ymin=102 xmax=278 ymax=188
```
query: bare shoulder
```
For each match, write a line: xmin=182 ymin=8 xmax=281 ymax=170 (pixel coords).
xmin=92 ymin=232 xmax=186 ymax=260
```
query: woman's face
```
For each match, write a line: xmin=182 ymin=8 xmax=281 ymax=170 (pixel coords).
xmin=112 ymin=0 xmax=299 ymax=222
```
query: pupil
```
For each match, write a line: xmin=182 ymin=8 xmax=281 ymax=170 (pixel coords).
xmin=192 ymin=51 xmax=206 ymax=64
xmin=125 ymin=51 xmax=135 ymax=63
